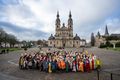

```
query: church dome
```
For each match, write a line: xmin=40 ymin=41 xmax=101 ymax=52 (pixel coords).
xmin=48 ymin=34 xmax=55 ymax=40
xmin=61 ymin=23 xmax=68 ymax=30
xmin=74 ymin=34 xmax=80 ymax=40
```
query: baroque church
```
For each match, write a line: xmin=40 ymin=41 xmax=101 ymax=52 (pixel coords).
xmin=95 ymin=25 xmax=109 ymax=47
xmin=48 ymin=11 xmax=86 ymax=48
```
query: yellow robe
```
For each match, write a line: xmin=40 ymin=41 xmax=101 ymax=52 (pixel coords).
xmin=96 ymin=59 xmax=101 ymax=69
xmin=48 ymin=63 xmax=52 ymax=73
xmin=78 ymin=61 xmax=84 ymax=72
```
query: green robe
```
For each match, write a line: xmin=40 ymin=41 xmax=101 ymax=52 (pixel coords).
xmin=65 ymin=61 xmax=69 ymax=72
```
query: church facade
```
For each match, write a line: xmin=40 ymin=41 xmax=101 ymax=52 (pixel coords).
xmin=48 ymin=11 xmax=86 ymax=48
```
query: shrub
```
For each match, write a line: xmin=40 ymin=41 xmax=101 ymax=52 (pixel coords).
xmin=24 ymin=47 xmax=27 ymax=51
xmin=116 ymin=42 xmax=120 ymax=47
xmin=99 ymin=43 xmax=107 ymax=48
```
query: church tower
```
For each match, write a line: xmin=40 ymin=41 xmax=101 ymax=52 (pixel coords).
xmin=97 ymin=31 xmax=101 ymax=38
xmin=68 ymin=11 xmax=73 ymax=37
xmin=55 ymin=11 xmax=61 ymax=30
xmin=104 ymin=25 xmax=109 ymax=36
xmin=48 ymin=11 xmax=84 ymax=48
xmin=68 ymin=11 xmax=73 ymax=29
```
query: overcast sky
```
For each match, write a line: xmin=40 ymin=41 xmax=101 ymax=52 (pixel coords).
xmin=0 ymin=0 xmax=120 ymax=42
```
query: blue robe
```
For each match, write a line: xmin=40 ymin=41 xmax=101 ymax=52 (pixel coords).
xmin=43 ymin=60 xmax=48 ymax=71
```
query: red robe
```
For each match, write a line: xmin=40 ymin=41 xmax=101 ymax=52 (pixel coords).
xmin=86 ymin=59 xmax=90 ymax=72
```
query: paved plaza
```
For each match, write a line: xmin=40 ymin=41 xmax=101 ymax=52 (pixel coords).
xmin=0 ymin=47 xmax=120 ymax=80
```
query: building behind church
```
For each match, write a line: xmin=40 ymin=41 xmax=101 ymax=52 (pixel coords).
xmin=95 ymin=25 xmax=120 ymax=47
xmin=48 ymin=11 xmax=86 ymax=48
xmin=95 ymin=25 xmax=109 ymax=47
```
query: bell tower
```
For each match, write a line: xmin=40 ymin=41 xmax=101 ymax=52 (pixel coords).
xmin=68 ymin=11 xmax=73 ymax=37
xmin=104 ymin=25 xmax=109 ymax=37
xmin=68 ymin=11 xmax=73 ymax=30
xmin=55 ymin=11 xmax=61 ymax=30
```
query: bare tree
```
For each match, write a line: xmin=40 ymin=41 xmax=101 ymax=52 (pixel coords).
xmin=0 ymin=28 xmax=18 ymax=48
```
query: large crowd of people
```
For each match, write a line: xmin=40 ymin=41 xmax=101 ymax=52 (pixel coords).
xmin=19 ymin=49 xmax=101 ymax=73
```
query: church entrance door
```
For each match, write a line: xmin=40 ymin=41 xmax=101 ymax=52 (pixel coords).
xmin=63 ymin=43 xmax=65 ymax=47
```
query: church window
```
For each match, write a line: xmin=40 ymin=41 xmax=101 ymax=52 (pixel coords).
xmin=69 ymin=34 xmax=71 ymax=36
xmin=50 ymin=41 xmax=52 ymax=44
xmin=76 ymin=41 xmax=78 ymax=44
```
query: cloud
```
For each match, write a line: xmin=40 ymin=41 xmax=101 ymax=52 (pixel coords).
xmin=0 ymin=21 xmax=48 ymax=41
xmin=96 ymin=18 xmax=120 ymax=36
xmin=0 ymin=0 xmax=120 ymax=42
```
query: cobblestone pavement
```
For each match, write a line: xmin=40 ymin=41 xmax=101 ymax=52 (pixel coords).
xmin=0 ymin=47 xmax=120 ymax=80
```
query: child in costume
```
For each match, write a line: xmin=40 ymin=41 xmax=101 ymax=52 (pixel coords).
xmin=96 ymin=57 xmax=101 ymax=70
xmin=51 ymin=59 xmax=57 ymax=72
xmin=89 ymin=54 xmax=92 ymax=70
xmin=85 ymin=57 xmax=90 ymax=72
xmin=19 ymin=54 xmax=24 ymax=69
xmin=61 ymin=60 xmax=66 ymax=70
xmin=72 ymin=60 xmax=76 ymax=72
xmin=65 ymin=58 xmax=69 ymax=72
xmin=78 ymin=59 xmax=84 ymax=72
xmin=94 ymin=55 xmax=97 ymax=69
xmin=43 ymin=58 xmax=48 ymax=72
xmin=91 ymin=54 xmax=95 ymax=70
xmin=48 ymin=58 xmax=52 ymax=73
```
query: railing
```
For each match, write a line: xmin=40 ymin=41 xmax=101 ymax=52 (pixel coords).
xmin=96 ymin=69 xmax=120 ymax=80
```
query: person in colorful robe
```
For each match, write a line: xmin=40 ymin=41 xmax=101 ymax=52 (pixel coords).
xmin=61 ymin=60 xmax=66 ymax=70
xmin=83 ymin=59 xmax=86 ymax=72
xmin=48 ymin=59 xmax=52 ymax=73
xmin=19 ymin=54 xmax=24 ymax=69
xmin=51 ymin=59 xmax=57 ymax=72
xmin=96 ymin=57 xmax=101 ymax=70
xmin=91 ymin=54 xmax=95 ymax=70
xmin=65 ymin=59 xmax=69 ymax=72
xmin=57 ymin=58 xmax=60 ymax=69
xmin=89 ymin=54 xmax=93 ymax=70
xmin=85 ymin=58 xmax=90 ymax=72
xmin=78 ymin=59 xmax=84 ymax=72
xmin=69 ymin=57 xmax=73 ymax=71
xmin=43 ymin=58 xmax=48 ymax=72
xmin=93 ymin=55 xmax=97 ymax=69
xmin=76 ymin=56 xmax=80 ymax=71
xmin=27 ymin=54 xmax=33 ymax=69
xmin=72 ymin=60 xmax=76 ymax=72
